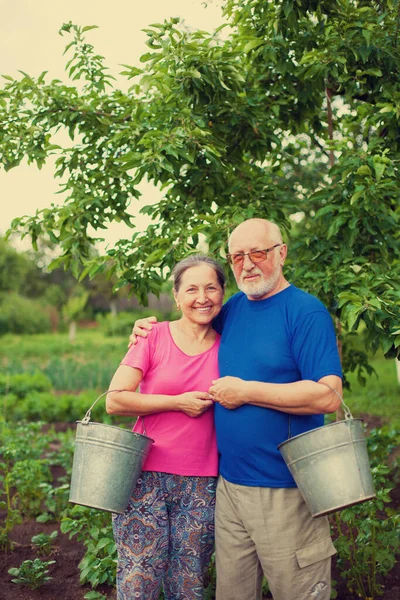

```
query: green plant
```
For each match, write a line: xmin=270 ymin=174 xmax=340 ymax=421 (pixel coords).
xmin=37 ymin=482 xmax=71 ymax=521
xmin=84 ymin=591 xmax=108 ymax=600
xmin=367 ymin=427 xmax=400 ymax=470
xmin=0 ymin=293 xmax=51 ymax=336
xmin=0 ymin=420 xmax=53 ymax=548
xmin=332 ymin=465 xmax=400 ymax=599
xmin=0 ymin=472 xmax=22 ymax=551
xmin=31 ymin=530 xmax=58 ymax=556
xmin=61 ymin=505 xmax=117 ymax=588
xmin=0 ymin=371 xmax=52 ymax=398
xmin=9 ymin=458 xmax=52 ymax=517
xmin=8 ymin=558 xmax=55 ymax=589
xmin=96 ymin=309 xmax=166 ymax=337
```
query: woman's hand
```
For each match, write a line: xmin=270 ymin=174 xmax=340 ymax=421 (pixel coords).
xmin=128 ymin=316 xmax=158 ymax=347
xmin=176 ymin=392 xmax=214 ymax=417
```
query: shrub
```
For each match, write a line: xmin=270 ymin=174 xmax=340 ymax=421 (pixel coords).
xmin=42 ymin=357 xmax=118 ymax=391
xmin=61 ymin=505 xmax=117 ymax=588
xmin=10 ymin=458 xmax=52 ymax=517
xmin=3 ymin=389 xmax=133 ymax=425
xmin=0 ymin=293 xmax=51 ymax=335
xmin=96 ymin=309 xmax=166 ymax=337
xmin=0 ymin=371 xmax=52 ymax=398
xmin=333 ymin=465 xmax=399 ymax=599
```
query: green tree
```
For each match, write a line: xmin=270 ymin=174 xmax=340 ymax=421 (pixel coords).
xmin=0 ymin=238 xmax=31 ymax=295
xmin=62 ymin=286 xmax=89 ymax=342
xmin=0 ymin=2 xmax=399 ymax=376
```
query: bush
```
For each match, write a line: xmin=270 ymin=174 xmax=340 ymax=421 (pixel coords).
xmin=0 ymin=371 xmax=52 ymax=398
xmin=0 ymin=293 xmax=51 ymax=335
xmin=2 ymin=389 xmax=133 ymax=424
xmin=96 ymin=309 xmax=167 ymax=337
xmin=42 ymin=357 xmax=118 ymax=391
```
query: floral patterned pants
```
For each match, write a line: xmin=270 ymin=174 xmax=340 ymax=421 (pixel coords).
xmin=112 ymin=471 xmax=217 ymax=600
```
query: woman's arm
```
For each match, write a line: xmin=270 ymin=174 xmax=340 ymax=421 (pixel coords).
xmin=106 ymin=365 xmax=213 ymax=417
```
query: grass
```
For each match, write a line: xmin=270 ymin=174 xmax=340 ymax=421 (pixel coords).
xmin=0 ymin=331 xmax=128 ymax=364
xmin=0 ymin=330 xmax=129 ymax=391
xmin=344 ymin=351 xmax=399 ymax=429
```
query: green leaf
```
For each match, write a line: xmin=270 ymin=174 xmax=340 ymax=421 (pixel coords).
xmin=244 ymin=39 xmax=264 ymax=53
xmin=362 ymin=29 xmax=371 ymax=47
xmin=373 ymin=162 xmax=386 ymax=182
xmin=350 ymin=189 xmax=364 ymax=205
xmin=356 ymin=165 xmax=372 ymax=177
xmin=379 ymin=105 xmax=394 ymax=113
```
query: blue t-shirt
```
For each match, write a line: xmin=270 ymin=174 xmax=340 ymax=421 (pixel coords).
xmin=213 ymin=285 xmax=343 ymax=487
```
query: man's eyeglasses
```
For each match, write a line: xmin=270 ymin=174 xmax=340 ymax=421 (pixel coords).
xmin=227 ymin=244 xmax=282 ymax=266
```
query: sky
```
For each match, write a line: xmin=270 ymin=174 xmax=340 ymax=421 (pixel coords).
xmin=0 ymin=0 xmax=225 ymax=251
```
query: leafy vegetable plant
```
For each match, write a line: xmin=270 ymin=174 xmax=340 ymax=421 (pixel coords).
xmin=8 ymin=558 xmax=56 ymax=589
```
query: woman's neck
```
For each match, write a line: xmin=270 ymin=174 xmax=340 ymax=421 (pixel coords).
xmin=176 ymin=318 xmax=214 ymax=343
xmin=169 ymin=318 xmax=216 ymax=356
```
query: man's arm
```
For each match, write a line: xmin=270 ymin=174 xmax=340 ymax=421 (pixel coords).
xmin=208 ymin=375 xmax=342 ymax=415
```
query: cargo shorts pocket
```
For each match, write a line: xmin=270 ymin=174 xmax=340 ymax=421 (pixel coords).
xmin=295 ymin=537 xmax=336 ymax=569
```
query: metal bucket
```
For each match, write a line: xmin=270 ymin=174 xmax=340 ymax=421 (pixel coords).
xmin=69 ymin=390 xmax=154 ymax=514
xmin=278 ymin=396 xmax=376 ymax=518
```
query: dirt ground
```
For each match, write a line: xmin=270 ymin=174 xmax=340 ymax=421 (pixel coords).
xmin=1 ymin=414 xmax=399 ymax=600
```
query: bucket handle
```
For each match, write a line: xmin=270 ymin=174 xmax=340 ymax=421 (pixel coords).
xmin=287 ymin=383 xmax=353 ymax=439
xmin=81 ymin=389 xmax=147 ymax=434
xmin=321 ymin=383 xmax=353 ymax=420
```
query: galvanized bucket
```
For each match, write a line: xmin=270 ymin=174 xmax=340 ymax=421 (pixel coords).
xmin=69 ymin=390 xmax=154 ymax=514
xmin=278 ymin=391 xmax=376 ymax=518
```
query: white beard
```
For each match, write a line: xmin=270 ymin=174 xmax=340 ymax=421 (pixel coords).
xmin=237 ymin=264 xmax=282 ymax=300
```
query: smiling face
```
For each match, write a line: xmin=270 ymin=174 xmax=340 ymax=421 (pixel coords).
xmin=228 ymin=219 xmax=288 ymax=300
xmin=174 ymin=264 xmax=224 ymax=326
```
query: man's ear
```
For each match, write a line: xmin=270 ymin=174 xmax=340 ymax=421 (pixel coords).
xmin=280 ymin=244 xmax=288 ymax=265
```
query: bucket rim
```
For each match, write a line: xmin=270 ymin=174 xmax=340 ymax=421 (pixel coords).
xmin=76 ymin=420 xmax=155 ymax=443
xmin=311 ymin=493 xmax=377 ymax=517
xmin=69 ymin=498 xmax=126 ymax=514
xmin=277 ymin=417 xmax=364 ymax=450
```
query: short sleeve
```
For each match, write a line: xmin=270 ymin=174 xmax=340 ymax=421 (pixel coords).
xmin=120 ymin=334 xmax=152 ymax=377
xmin=292 ymin=309 xmax=342 ymax=381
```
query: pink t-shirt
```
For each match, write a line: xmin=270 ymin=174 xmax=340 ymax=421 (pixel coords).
xmin=120 ymin=321 xmax=220 ymax=476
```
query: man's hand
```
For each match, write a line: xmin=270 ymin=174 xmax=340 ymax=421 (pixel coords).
xmin=176 ymin=392 xmax=214 ymax=417
xmin=208 ymin=376 xmax=248 ymax=410
xmin=128 ymin=316 xmax=158 ymax=347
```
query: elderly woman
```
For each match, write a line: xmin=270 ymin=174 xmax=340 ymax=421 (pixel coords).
xmin=106 ymin=254 xmax=225 ymax=600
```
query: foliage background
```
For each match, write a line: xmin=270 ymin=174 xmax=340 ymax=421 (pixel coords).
xmin=0 ymin=0 xmax=399 ymax=379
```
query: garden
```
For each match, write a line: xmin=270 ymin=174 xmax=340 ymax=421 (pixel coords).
xmin=0 ymin=327 xmax=399 ymax=600
xmin=1 ymin=0 xmax=400 ymax=598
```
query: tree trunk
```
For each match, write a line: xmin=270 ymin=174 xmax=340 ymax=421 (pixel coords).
xmin=69 ymin=320 xmax=76 ymax=343
xmin=110 ymin=299 xmax=118 ymax=317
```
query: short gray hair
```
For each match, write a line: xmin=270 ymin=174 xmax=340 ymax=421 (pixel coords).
xmin=171 ymin=255 xmax=226 ymax=292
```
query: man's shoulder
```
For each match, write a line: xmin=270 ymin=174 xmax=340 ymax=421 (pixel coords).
xmin=221 ymin=291 xmax=246 ymax=313
xmin=286 ymin=286 xmax=328 ymax=312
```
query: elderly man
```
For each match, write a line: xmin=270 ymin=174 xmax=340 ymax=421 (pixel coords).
xmin=130 ymin=218 xmax=342 ymax=600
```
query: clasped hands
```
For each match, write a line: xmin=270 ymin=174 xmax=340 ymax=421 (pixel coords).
xmin=179 ymin=377 xmax=246 ymax=416
xmin=208 ymin=376 xmax=247 ymax=410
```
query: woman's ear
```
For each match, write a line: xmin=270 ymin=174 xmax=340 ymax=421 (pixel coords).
xmin=173 ymin=290 xmax=180 ymax=310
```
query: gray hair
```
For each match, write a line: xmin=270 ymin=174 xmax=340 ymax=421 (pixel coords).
xmin=172 ymin=255 xmax=226 ymax=292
